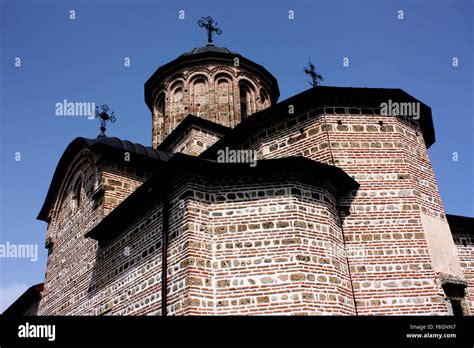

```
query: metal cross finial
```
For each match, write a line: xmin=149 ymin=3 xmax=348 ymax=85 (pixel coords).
xmin=304 ymin=58 xmax=324 ymax=87
xmin=94 ymin=104 xmax=116 ymax=137
xmin=197 ymin=16 xmax=222 ymax=44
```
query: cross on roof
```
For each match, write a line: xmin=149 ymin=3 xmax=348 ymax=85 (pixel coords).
xmin=304 ymin=58 xmax=324 ymax=87
xmin=197 ymin=16 xmax=222 ymax=45
xmin=95 ymin=104 xmax=116 ymax=137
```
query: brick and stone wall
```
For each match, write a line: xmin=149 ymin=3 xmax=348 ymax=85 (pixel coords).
xmin=452 ymin=226 xmax=474 ymax=313
xmin=87 ymin=205 xmax=164 ymax=315
xmin=38 ymin=105 xmax=469 ymax=316
xmin=39 ymin=157 xmax=101 ymax=314
xmin=101 ymin=161 xmax=151 ymax=216
xmin=38 ymin=152 xmax=152 ymax=315
xmin=204 ymin=175 xmax=355 ymax=315
xmin=39 ymin=169 xmax=359 ymax=315
xmin=164 ymin=126 xmax=222 ymax=156
xmin=210 ymin=106 xmax=465 ymax=314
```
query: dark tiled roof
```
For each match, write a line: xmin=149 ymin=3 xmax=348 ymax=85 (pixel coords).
xmin=2 ymin=283 xmax=43 ymax=316
xmin=85 ymin=136 xmax=171 ymax=161
xmin=447 ymin=214 xmax=474 ymax=233
xmin=37 ymin=136 xmax=172 ymax=222
xmin=180 ymin=44 xmax=235 ymax=56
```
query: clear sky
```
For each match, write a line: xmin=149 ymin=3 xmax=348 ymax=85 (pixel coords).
xmin=0 ymin=0 xmax=472 ymax=312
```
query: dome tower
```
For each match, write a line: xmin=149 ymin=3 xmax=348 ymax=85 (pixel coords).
xmin=144 ymin=19 xmax=279 ymax=148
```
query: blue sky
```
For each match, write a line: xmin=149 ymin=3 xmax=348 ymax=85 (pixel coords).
xmin=0 ymin=0 xmax=472 ymax=311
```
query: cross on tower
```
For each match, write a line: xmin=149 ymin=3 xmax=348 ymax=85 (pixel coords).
xmin=304 ymin=58 xmax=324 ymax=87
xmin=197 ymin=16 xmax=222 ymax=45
xmin=95 ymin=104 xmax=116 ymax=137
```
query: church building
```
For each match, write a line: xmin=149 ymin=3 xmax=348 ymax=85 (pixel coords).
xmin=5 ymin=19 xmax=473 ymax=316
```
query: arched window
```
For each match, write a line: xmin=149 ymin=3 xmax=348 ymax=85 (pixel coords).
xmin=191 ymin=77 xmax=208 ymax=116
xmin=240 ymin=87 xmax=249 ymax=119
xmin=217 ymin=78 xmax=229 ymax=103
xmin=260 ymin=89 xmax=269 ymax=109
xmin=239 ymin=82 xmax=254 ymax=119
xmin=170 ymin=81 xmax=184 ymax=107
xmin=194 ymin=78 xmax=206 ymax=97
xmin=156 ymin=94 xmax=165 ymax=116
xmin=155 ymin=93 xmax=166 ymax=136
xmin=172 ymin=86 xmax=184 ymax=118
xmin=216 ymin=77 xmax=232 ymax=121
xmin=173 ymin=87 xmax=183 ymax=103
xmin=72 ymin=178 xmax=83 ymax=211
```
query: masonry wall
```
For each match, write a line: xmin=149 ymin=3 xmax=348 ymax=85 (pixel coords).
xmin=87 ymin=205 xmax=164 ymax=315
xmin=80 ymin=179 xmax=211 ymax=316
xmin=328 ymin=114 xmax=452 ymax=314
xmin=203 ymin=175 xmax=355 ymax=314
xmin=38 ymin=109 xmax=469 ymax=316
xmin=46 ymin=172 xmax=356 ymax=315
xmin=38 ymin=154 xmax=151 ymax=315
xmin=101 ymin=161 xmax=151 ymax=215
xmin=221 ymin=107 xmax=463 ymax=314
xmin=452 ymin=229 xmax=474 ymax=313
xmin=39 ymin=150 xmax=101 ymax=315
xmin=163 ymin=174 xmax=355 ymax=314
xmin=165 ymin=126 xmax=222 ymax=156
